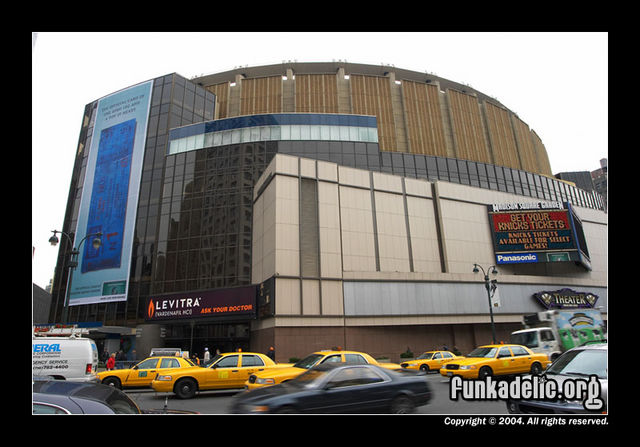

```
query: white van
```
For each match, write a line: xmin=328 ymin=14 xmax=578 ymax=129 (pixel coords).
xmin=32 ymin=336 xmax=99 ymax=383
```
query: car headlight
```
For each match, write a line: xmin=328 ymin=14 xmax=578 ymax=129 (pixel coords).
xmin=156 ymin=375 xmax=173 ymax=381
xmin=255 ymin=378 xmax=275 ymax=385
xmin=459 ymin=365 xmax=477 ymax=370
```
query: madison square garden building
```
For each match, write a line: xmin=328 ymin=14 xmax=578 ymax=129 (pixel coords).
xmin=48 ymin=62 xmax=607 ymax=362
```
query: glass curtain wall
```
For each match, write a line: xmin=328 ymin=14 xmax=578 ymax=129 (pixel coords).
xmin=50 ymin=74 xmax=215 ymax=326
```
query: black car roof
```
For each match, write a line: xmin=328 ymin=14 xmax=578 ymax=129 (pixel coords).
xmin=33 ymin=380 xmax=119 ymax=401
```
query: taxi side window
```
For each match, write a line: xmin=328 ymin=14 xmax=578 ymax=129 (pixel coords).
xmin=321 ymin=355 xmax=342 ymax=364
xmin=344 ymin=354 xmax=368 ymax=365
xmin=510 ymin=346 xmax=528 ymax=356
xmin=241 ymin=355 xmax=265 ymax=367
xmin=160 ymin=358 xmax=180 ymax=368
xmin=442 ymin=352 xmax=453 ymax=358
xmin=497 ymin=347 xmax=513 ymax=358
xmin=433 ymin=352 xmax=442 ymax=359
xmin=216 ymin=355 xmax=239 ymax=368
xmin=136 ymin=358 xmax=159 ymax=369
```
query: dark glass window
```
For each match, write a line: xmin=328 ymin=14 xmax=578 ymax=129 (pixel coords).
xmin=414 ymin=155 xmax=426 ymax=177
xmin=458 ymin=160 xmax=470 ymax=185
xmin=436 ymin=157 xmax=448 ymax=181
xmin=172 ymin=83 xmax=184 ymax=108
xmin=504 ymin=168 xmax=515 ymax=193
xmin=495 ymin=166 xmax=506 ymax=192
xmin=391 ymin=152 xmax=404 ymax=176
xmin=486 ymin=164 xmax=498 ymax=190
xmin=380 ymin=152 xmax=393 ymax=173
xmin=477 ymin=163 xmax=488 ymax=188
xmin=426 ymin=156 xmax=438 ymax=180
xmin=403 ymin=154 xmax=415 ymax=177
xmin=468 ymin=162 xmax=479 ymax=187
xmin=447 ymin=158 xmax=459 ymax=183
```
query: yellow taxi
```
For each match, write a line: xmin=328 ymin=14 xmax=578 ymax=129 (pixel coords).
xmin=400 ymin=350 xmax=463 ymax=373
xmin=439 ymin=344 xmax=551 ymax=379
xmin=151 ymin=352 xmax=289 ymax=398
xmin=245 ymin=350 xmax=402 ymax=390
xmin=97 ymin=356 xmax=196 ymax=389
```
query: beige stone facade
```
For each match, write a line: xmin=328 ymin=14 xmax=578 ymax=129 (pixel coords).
xmin=250 ymin=154 xmax=607 ymax=362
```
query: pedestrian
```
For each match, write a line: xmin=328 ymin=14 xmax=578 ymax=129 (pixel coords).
xmin=115 ymin=350 xmax=126 ymax=369
xmin=452 ymin=346 xmax=462 ymax=356
xmin=267 ymin=346 xmax=276 ymax=361
xmin=204 ymin=347 xmax=210 ymax=362
xmin=101 ymin=347 xmax=109 ymax=363
xmin=106 ymin=353 xmax=116 ymax=371
xmin=191 ymin=353 xmax=200 ymax=366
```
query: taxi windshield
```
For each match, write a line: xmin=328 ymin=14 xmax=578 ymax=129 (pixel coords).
xmin=294 ymin=354 xmax=325 ymax=369
xmin=416 ymin=352 xmax=435 ymax=360
xmin=468 ymin=347 xmax=498 ymax=358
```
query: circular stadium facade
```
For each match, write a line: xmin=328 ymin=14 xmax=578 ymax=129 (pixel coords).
xmin=194 ymin=62 xmax=553 ymax=178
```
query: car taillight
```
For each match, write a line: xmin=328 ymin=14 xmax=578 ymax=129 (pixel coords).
xmin=86 ymin=363 xmax=93 ymax=374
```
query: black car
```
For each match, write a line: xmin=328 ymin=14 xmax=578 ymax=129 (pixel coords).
xmin=33 ymin=380 xmax=142 ymax=414
xmin=506 ymin=343 xmax=607 ymax=414
xmin=229 ymin=363 xmax=432 ymax=414
xmin=32 ymin=380 xmax=197 ymax=414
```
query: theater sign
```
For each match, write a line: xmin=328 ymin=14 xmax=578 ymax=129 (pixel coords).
xmin=533 ymin=288 xmax=599 ymax=309
xmin=487 ymin=201 xmax=591 ymax=270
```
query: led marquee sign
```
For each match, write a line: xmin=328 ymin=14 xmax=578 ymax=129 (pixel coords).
xmin=487 ymin=201 xmax=591 ymax=269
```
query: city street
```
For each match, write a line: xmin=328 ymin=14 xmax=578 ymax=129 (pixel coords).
xmin=125 ymin=373 xmax=508 ymax=415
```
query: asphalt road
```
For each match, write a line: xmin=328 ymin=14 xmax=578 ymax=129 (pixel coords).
xmin=125 ymin=373 xmax=508 ymax=415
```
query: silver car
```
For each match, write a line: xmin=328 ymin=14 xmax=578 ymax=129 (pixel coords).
xmin=506 ymin=342 xmax=607 ymax=414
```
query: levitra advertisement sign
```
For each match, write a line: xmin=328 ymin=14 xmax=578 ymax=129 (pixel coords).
xmin=68 ymin=81 xmax=153 ymax=306
xmin=146 ymin=286 xmax=257 ymax=322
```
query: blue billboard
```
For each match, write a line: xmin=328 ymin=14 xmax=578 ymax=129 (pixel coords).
xmin=68 ymin=81 xmax=153 ymax=306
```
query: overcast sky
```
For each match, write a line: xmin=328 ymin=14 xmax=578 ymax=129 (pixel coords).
xmin=32 ymin=31 xmax=608 ymax=289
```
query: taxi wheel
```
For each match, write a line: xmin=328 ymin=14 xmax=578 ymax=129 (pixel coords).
xmin=174 ymin=378 xmax=197 ymax=399
xmin=530 ymin=362 xmax=542 ymax=375
xmin=478 ymin=367 xmax=492 ymax=380
xmin=390 ymin=395 xmax=415 ymax=414
xmin=102 ymin=377 xmax=121 ymax=389
xmin=419 ymin=365 xmax=430 ymax=373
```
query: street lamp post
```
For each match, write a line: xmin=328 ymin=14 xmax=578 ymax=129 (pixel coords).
xmin=473 ymin=263 xmax=498 ymax=344
xmin=49 ymin=230 xmax=102 ymax=323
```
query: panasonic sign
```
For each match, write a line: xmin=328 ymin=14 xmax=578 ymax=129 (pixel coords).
xmin=496 ymin=253 xmax=538 ymax=264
